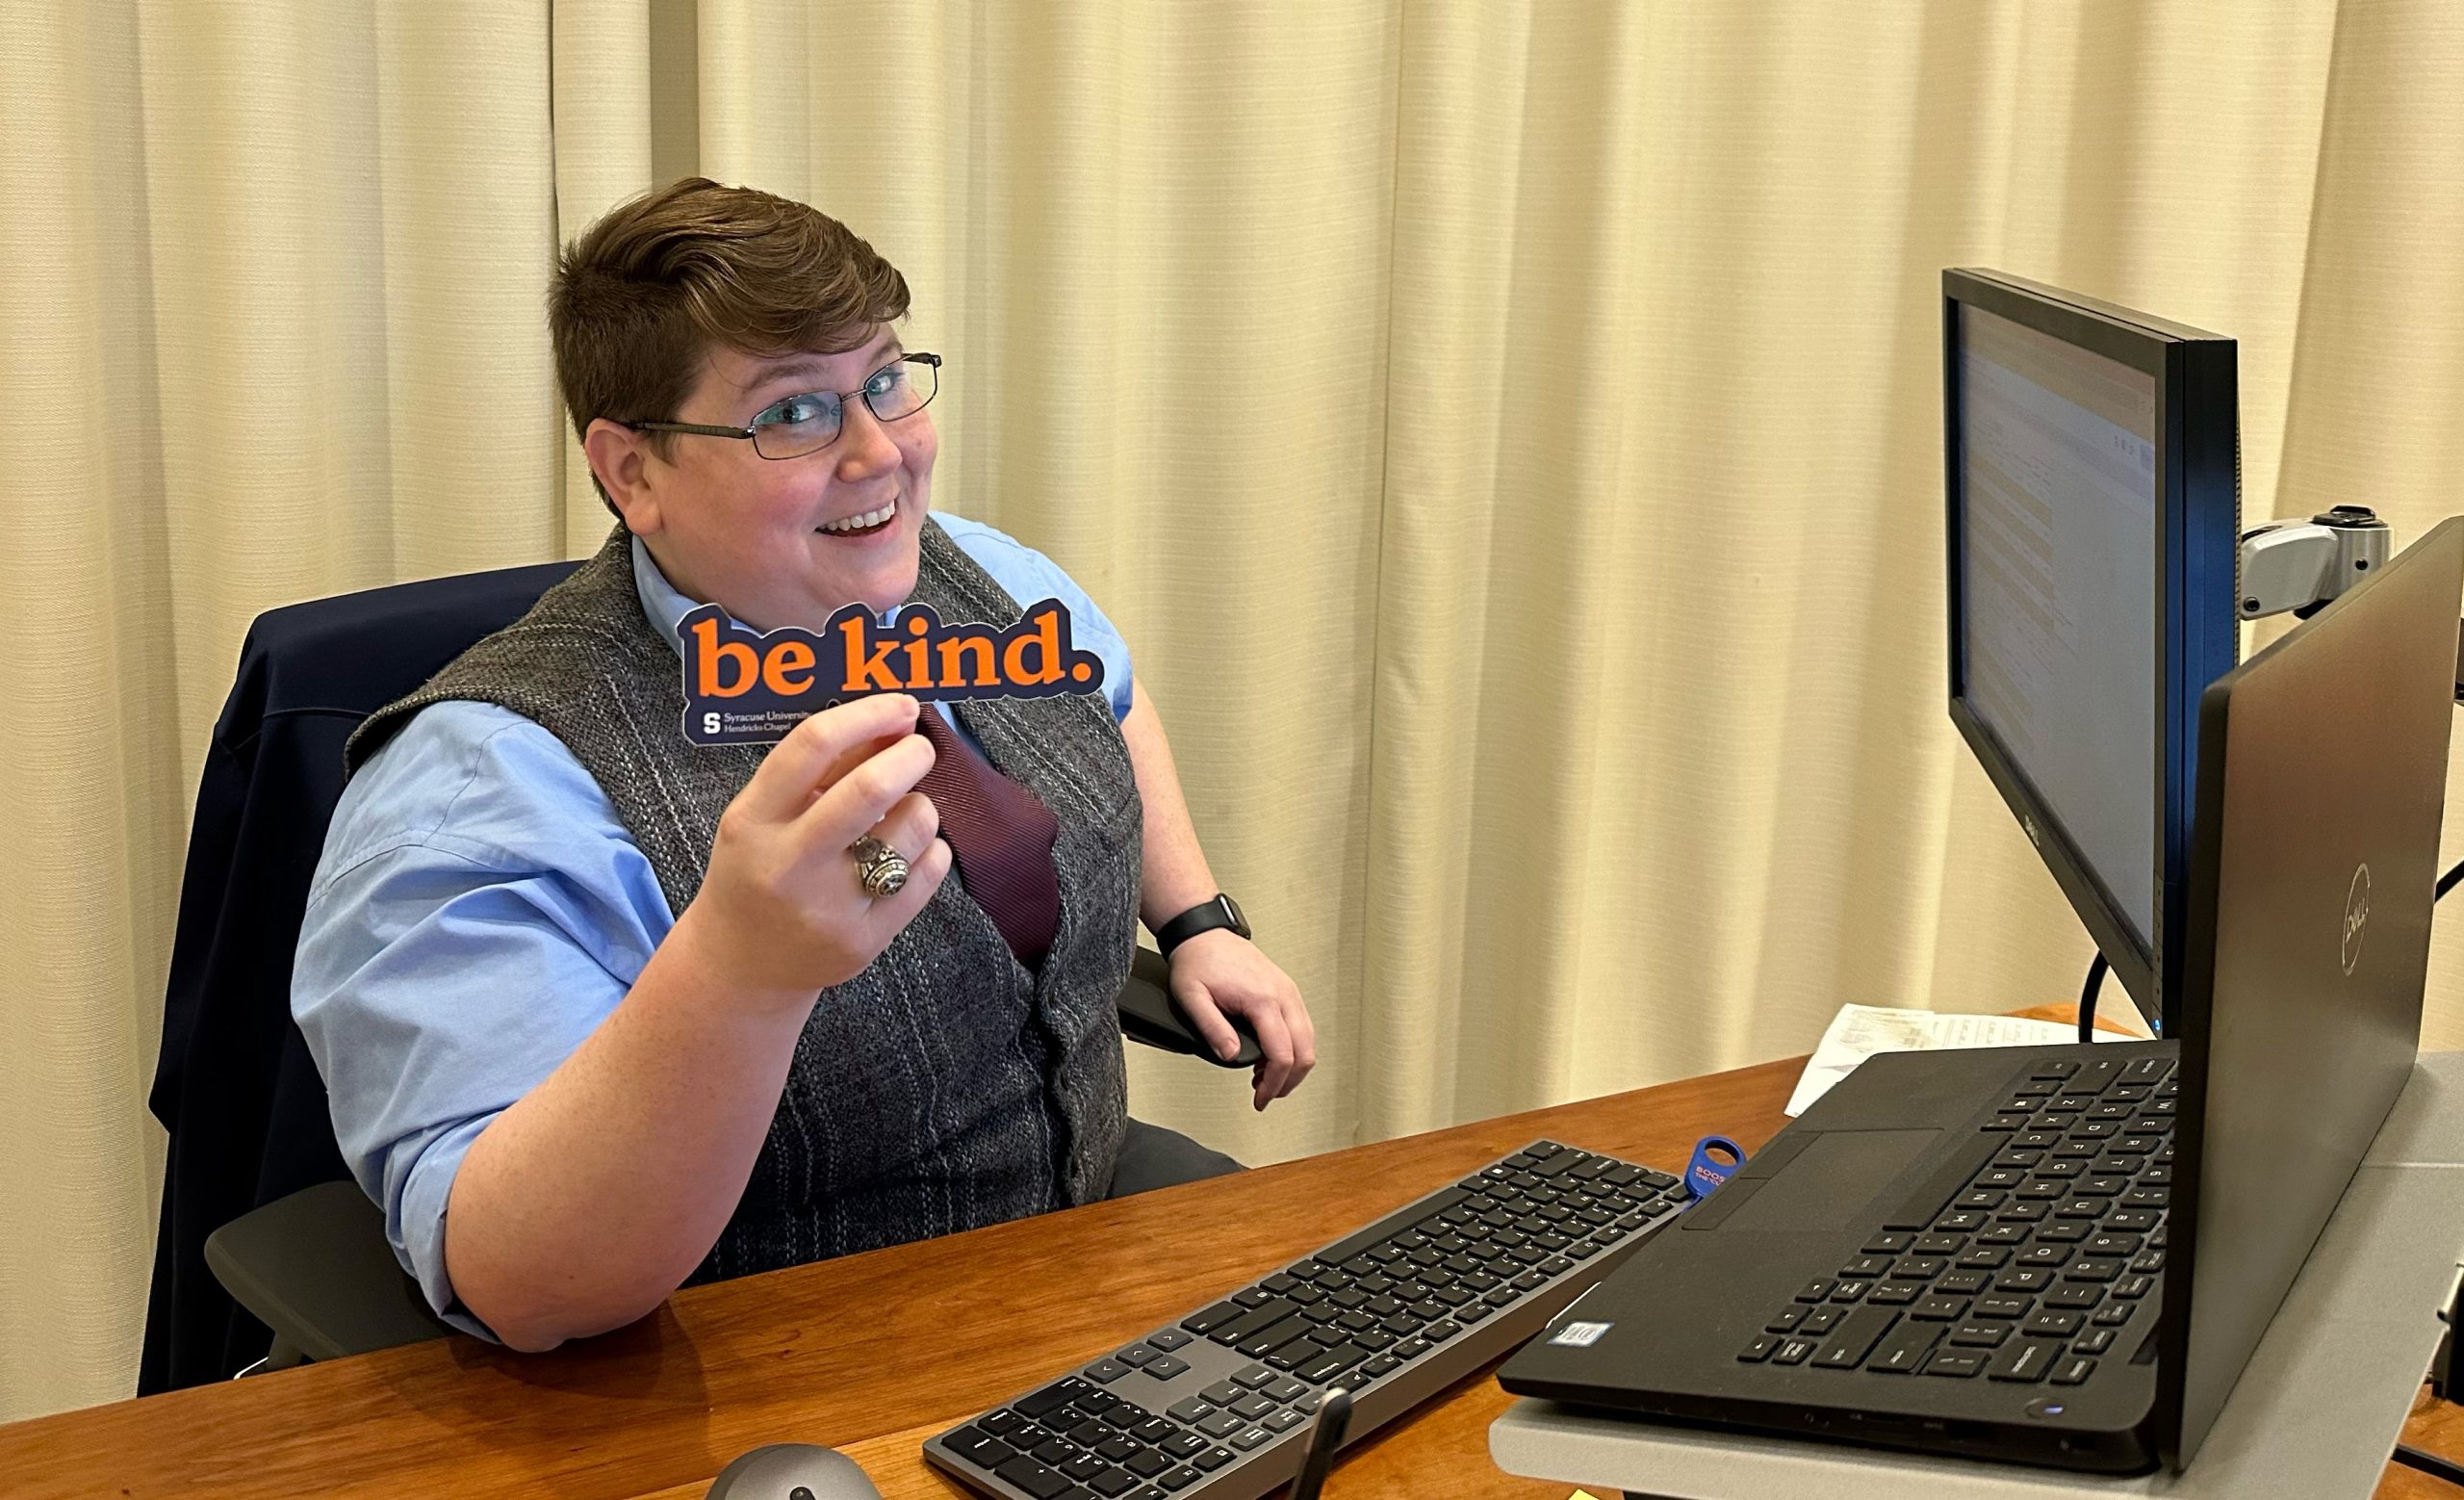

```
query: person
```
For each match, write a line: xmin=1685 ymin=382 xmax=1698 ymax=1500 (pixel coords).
xmin=292 ymin=178 xmax=1315 ymax=1353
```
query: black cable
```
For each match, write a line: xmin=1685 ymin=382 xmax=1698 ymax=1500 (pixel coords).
xmin=2393 ymin=1441 xmax=2464 ymax=1487
xmin=2077 ymin=951 xmax=2108 ymax=1046
xmin=2440 ymin=858 xmax=2464 ymax=903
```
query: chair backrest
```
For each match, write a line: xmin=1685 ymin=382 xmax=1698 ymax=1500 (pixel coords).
xmin=140 ymin=559 xmax=578 ymax=1392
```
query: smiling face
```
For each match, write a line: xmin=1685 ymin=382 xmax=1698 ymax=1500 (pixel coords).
xmin=584 ymin=325 xmax=938 ymax=629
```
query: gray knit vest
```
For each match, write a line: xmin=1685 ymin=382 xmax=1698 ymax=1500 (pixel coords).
xmin=346 ymin=521 xmax=1138 ymax=1281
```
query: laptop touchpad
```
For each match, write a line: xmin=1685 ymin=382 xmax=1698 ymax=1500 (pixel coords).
xmin=1716 ymin=1128 xmax=1940 ymax=1233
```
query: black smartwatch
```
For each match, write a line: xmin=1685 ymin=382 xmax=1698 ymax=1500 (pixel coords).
xmin=1152 ymin=893 xmax=1250 ymax=956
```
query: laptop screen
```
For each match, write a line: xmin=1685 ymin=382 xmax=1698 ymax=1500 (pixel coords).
xmin=2163 ymin=519 xmax=2461 ymax=1465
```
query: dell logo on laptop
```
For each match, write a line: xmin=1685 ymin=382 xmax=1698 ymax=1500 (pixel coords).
xmin=2342 ymin=864 xmax=2371 ymax=976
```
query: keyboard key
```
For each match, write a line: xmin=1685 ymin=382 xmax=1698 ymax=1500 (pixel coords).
xmin=1195 ymin=1411 xmax=1242 ymax=1438
xmin=1862 ymin=1232 xmax=1913 ymax=1254
xmin=2093 ymin=1302 xmax=2137 ymax=1327
xmin=1157 ymin=1466 xmax=1203 ymax=1490
xmin=1771 ymin=1337 xmax=1816 ymax=1365
xmin=1229 ymin=1426 xmax=1274 ymax=1451
xmin=1974 ymin=1294 xmax=2032 ymax=1319
xmin=1063 ymin=1454 xmax=1109 ymax=1482
xmin=1923 ymin=1348 xmax=1986 ymax=1378
xmin=944 ymin=1427 xmax=1018 ymax=1467
xmin=1866 ymin=1281 xmax=1924 ymax=1306
xmin=1813 ymin=1306 xmax=1899 ymax=1369
xmin=2023 ymin=1310 xmax=2083 ymax=1338
xmin=2052 ymin=1356 xmax=2097 ymax=1385
xmin=1911 ymin=1295 xmax=1968 ymax=1322
xmin=1158 ymin=1433 xmax=1207 ymax=1460
xmin=2115 ymin=1275 xmax=2155 ymax=1299
xmin=1938 ymin=1272 xmax=1990 ymax=1296
xmin=1116 ymin=1345 xmax=1157 ymax=1367
xmin=1739 ymin=1334 xmax=1779 ymax=1362
xmin=1840 ymin=1255 xmax=1893 ymax=1279
xmin=1131 ymin=1419 xmax=1175 ymax=1444
xmin=1198 ymin=1381 xmax=1244 ymax=1407
xmin=1294 ymin=1343 xmax=1373 ymax=1384
xmin=1180 ymin=1303 xmax=1245 ymax=1336
xmin=1867 ymin=1320 xmax=1942 ymax=1373
xmin=1017 ymin=1381 xmax=1095 ymax=1420
xmin=1948 ymin=1322 xmax=2008 ymax=1348
xmin=2041 ymin=1285 xmax=2102 ymax=1311
xmin=1229 ymin=1395 xmax=1276 ymax=1421
xmin=1986 ymin=1338 xmax=2063 ymax=1383
xmin=1265 ymin=1340 xmax=1328 ymax=1374
xmin=1089 ymin=1470 xmax=1141 ymax=1498
xmin=1265 ymin=1409 xmax=1307 ymax=1432
xmin=1087 ymin=1360 xmax=1130 ymax=1384
xmin=1193 ymin=1446 xmax=1236 ymax=1471
xmin=995 ymin=1455 xmax=1075 ymax=1499
xmin=1263 ymin=1376 xmax=1308 ymax=1403
xmin=1166 ymin=1398 xmax=1211 ymax=1425
xmin=1765 ymin=1306 xmax=1806 ymax=1332
xmin=1143 ymin=1356 xmax=1191 ymax=1380
xmin=2073 ymin=1328 xmax=2115 ymax=1355
xmin=1145 ymin=1329 xmax=1193 ymax=1352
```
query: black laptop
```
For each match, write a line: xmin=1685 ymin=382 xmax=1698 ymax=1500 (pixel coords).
xmin=1497 ymin=516 xmax=2464 ymax=1473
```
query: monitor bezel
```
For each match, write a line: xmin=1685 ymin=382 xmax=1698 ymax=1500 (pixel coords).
xmin=1942 ymin=268 xmax=2240 ymax=1033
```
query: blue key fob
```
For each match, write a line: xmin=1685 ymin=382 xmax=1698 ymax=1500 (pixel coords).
xmin=1686 ymin=1136 xmax=1745 ymax=1199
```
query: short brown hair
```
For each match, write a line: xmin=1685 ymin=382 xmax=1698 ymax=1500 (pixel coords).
xmin=551 ymin=178 xmax=911 ymax=511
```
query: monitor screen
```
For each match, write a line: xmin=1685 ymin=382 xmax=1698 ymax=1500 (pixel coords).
xmin=1957 ymin=305 xmax=2161 ymax=947
xmin=1942 ymin=268 xmax=2238 ymax=1032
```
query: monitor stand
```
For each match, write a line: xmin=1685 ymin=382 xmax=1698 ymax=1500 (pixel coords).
xmin=1491 ymin=1051 xmax=2464 ymax=1500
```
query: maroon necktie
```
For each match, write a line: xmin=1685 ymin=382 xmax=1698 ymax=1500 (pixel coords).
xmin=913 ymin=706 xmax=1062 ymax=969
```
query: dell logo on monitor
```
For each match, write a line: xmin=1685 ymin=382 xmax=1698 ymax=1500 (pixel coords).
xmin=2342 ymin=865 xmax=2371 ymax=976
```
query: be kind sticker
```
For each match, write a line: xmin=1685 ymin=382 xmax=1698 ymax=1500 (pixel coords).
xmin=679 ymin=599 xmax=1104 ymax=746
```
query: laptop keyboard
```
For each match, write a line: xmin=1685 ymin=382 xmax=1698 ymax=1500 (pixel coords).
xmin=1737 ymin=1053 xmax=2174 ymax=1387
xmin=924 ymin=1140 xmax=1691 ymax=1500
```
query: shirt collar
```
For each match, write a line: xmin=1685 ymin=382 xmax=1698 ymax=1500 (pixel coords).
xmin=629 ymin=534 xmax=697 ymax=661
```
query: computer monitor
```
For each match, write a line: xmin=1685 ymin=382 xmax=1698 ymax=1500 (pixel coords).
xmin=1943 ymin=269 xmax=2241 ymax=1033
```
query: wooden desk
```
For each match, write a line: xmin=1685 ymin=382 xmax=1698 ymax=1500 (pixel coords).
xmin=5 ymin=1031 xmax=2456 ymax=1498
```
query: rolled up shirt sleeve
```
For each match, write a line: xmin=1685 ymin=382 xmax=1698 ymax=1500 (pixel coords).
xmin=292 ymin=703 xmax=675 ymax=1339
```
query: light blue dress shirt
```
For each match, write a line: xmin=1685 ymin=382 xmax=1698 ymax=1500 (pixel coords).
xmin=291 ymin=514 xmax=1134 ymax=1337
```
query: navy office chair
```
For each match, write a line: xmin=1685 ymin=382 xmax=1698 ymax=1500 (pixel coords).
xmin=140 ymin=556 xmax=1253 ymax=1387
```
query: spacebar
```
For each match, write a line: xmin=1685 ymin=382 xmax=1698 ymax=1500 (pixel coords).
xmin=1880 ymin=1133 xmax=2003 ymax=1231
xmin=1313 ymin=1186 xmax=1475 ymax=1266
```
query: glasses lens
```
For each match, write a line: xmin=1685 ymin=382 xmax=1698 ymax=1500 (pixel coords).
xmin=751 ymin=393 xmax=841 ymax=459
xmin=864 ymin=356 xmax=937 ymax=425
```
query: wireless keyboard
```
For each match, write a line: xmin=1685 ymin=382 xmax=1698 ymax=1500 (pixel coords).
xmin=922 ymin=1139 xmax=1691 ymax=1500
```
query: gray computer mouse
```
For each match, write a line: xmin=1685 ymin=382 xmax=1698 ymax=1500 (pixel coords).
xmin=705 ymin=1442 xmax=882 ymax=1500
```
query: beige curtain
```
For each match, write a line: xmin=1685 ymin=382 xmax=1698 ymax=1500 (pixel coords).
xmin=5 ymin=0 xmax=2461 ymax=1423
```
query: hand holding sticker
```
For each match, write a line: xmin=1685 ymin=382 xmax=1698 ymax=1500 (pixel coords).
xmin=670 ymin=694 xmax=954 ymax=1008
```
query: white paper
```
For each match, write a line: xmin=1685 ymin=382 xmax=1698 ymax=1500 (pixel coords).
xmin=1784 ymin=1003 xmax=2132 ymax=1117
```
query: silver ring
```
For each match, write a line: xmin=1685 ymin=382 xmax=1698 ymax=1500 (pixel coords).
xmin=849 ymin=835 xmax=910 ymax=899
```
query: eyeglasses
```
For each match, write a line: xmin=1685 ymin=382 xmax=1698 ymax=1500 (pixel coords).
xmin=624 ymin=352 xmax=942 ymax=460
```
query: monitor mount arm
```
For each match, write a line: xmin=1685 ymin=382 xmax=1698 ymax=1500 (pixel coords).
xmin=2238 ymin=505 xmax=2393 ymax=621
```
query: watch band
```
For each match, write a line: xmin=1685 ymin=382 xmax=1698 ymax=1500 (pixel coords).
xmin=1153 ymin=893 xmax=1248 ymax=955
